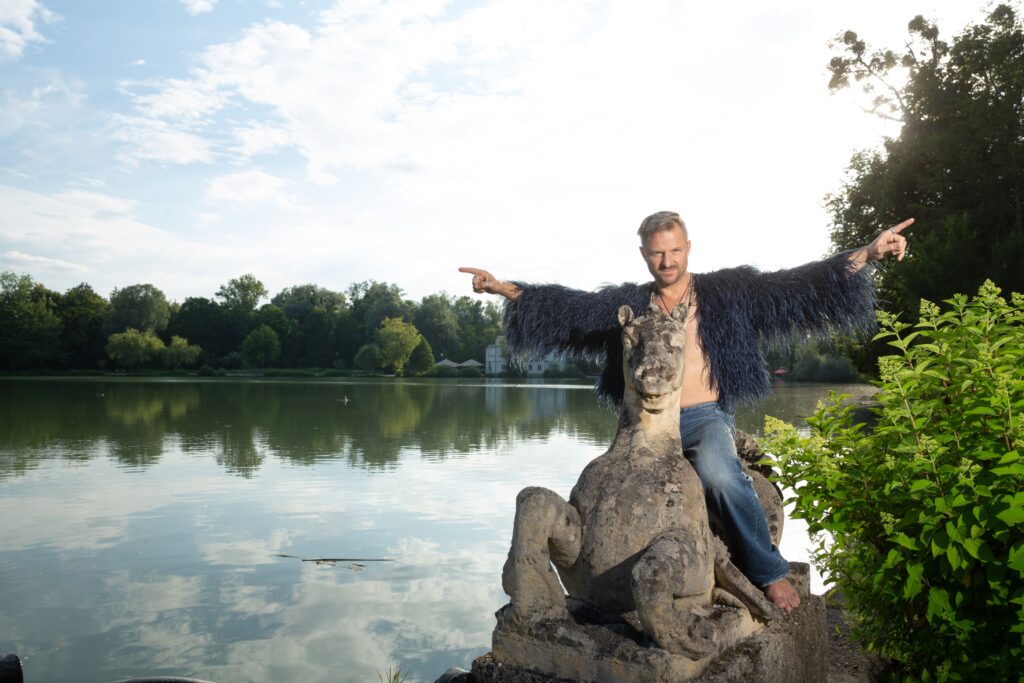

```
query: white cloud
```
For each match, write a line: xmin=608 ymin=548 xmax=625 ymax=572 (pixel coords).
xmin=112 ymin=114 xmax=216 ymax=165
xmin=127 ymin=76 xmax=230 ymax=122
xmin=0 ymin=184 xmax=234 ymax=297
xmin=233 ymin=121 xmax=291 ymax=158
xmin=1 ymin=249 xmax=87 ymax=272
xmin=0 ymin=77 xmax=82 ymax=137
xmin=181 ymin=0 xmax=217 ymax=16
xmin=0 ymin=0 xmax=58 ymax=61
xmin=206 ymin=169 xmax=292 ymax=207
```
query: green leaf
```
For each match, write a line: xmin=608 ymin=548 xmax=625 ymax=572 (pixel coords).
xmin=964 ymin=406 xmax=997 ymax=416
xmin=997 ymin=450 xmax=1021 ymax=464
xmin=996 ymin=506 xmax=1024 ymax=526
xmin=926 ymin=587 xmax=951 ymax=622
xmin=893 ymin=532 xmax=919 ymax=550
xmin=946 ymin=544 xmax=963 ymax=570
xmin=904 ymin=562 xmax=924 ymax=599
xmin=910 ymin=478 xmax=935 ymax=492
xmin=960 ymin=537 xmax=991 ymax=561
xmin=991 ymin=463 xmax=1024 ymax=477
xmin=1009 ymin=542 xmax=1024 ymax=573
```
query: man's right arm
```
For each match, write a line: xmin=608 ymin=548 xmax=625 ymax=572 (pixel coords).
xmin=458 ymin=267 xmax=521 ymax=300
xmin=459 ymin=266 xmax=650 ymax=356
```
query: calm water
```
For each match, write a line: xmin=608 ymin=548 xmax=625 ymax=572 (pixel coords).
xmin=0 ymin=378 xmax=874 ymax=683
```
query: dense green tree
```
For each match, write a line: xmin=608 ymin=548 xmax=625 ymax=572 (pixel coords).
xmin=333 ymin=307 xmax=363 ymax=367
xmin=163 ymin=335 xmax=202 ymax=369
xmin=405 ymin=336 xmax=436 ymax=376
xmin=215 ymin=274 xmax=267 ymax=313
xmin=452 ymin=296 xmax=500 ymax=362
xmin=300 ymin=307 xmax=335 ymax=367
xmin=106 ymin=328 xmax=165 ymax=369
xmin=256 ymin=304 xmax=294 ymax=340
xmin=414 ymin=293 xmax=460 ymax=361
xmin=107 ymin=284 xmax=170 ymax=334
xmin=271 ymin=284 xmax=347 ymax=322
xmin=168 ymin=297 xmax=232 ymax=359
xmin=377 ymin=317 xmax=422 ymax=375
xmin=214 ymin=274 xmax=268 ymax=352
xmin=0 ymin=271 xmax=63 ymax=370
xmin=57 ymin=283 xmax=109 ymax=368
xmin=353 ymin=343 xmax=381 ymax=372
xmin=826 ymin=5 xmax=1024 ymax=316
xmin=241 ymin=325 xmax=281 ymax=368
xmin=349 ymin=281 xmax=412 ymax=339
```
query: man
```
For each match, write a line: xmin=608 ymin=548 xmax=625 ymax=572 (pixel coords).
xmin=460 ymin=211 xmax=911 ymax=612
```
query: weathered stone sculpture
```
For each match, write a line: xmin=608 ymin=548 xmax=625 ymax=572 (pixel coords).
xmin=478 ymin=303 xmax=825 ymax=682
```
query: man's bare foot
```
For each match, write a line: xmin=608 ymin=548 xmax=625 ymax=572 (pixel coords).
xmin=764 ymin=578 xmax=800 ymax=613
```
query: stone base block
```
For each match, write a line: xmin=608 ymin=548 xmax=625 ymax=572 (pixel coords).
xmin=473 ymin=563 xmax=826 ymax=683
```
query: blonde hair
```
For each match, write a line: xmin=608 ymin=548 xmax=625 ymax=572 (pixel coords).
xmin=637 ymin=211 xmax=687 ymax=245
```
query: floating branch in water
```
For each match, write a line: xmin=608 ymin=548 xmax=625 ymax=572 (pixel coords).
xmin=273 ymin=553 xmax=394 ymax=569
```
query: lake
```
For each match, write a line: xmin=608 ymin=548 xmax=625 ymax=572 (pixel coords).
xmin=0 ymin=377 xmax=875 ymax=683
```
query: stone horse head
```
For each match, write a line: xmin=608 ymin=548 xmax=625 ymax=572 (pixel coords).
xmin=618 ymin=302 xmax=688 ymax=435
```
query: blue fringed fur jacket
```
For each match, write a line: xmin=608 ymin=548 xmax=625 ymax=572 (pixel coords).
xmin=502 ymin=252 xmax=877 ymax=412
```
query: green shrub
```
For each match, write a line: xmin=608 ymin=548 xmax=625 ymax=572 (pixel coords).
xmin=354 ymin=343 xmax=381 ymax=372
xmin=405 ymin=337 xmax=436 ymax=376
xmin=788 ymin=344 xmax=858 ymax=382
xmin=433 ymin=366 xmax=459 ymax=378
xmin=197 ymin=364 xmax=224 ymax=377
xmin=220 ymin=351 xmax=244 ymax=370
xmin=762 ymin=281 xmax=1024 ymax=682
xmin=263 ymin=368 xmax=314 ymax=377
xmin=320 ymin=368 xmax=351 ymax=377
xmin=543 ymin=365 xmax=586 ymax=379
xmin=458 ymin=366 xmax=483 ymax=378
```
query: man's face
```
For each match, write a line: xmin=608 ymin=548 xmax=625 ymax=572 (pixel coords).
xmin=639 ymin=225 xmax=691 ymax=288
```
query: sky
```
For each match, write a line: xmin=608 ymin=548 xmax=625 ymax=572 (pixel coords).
xmin=0 ymin=0 xmax=992 ymax=304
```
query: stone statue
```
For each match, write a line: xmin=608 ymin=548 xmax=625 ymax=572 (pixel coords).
xmin=494 ymin=302 xmax=798 ymax=677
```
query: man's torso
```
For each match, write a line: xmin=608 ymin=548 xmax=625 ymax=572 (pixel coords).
xmin=652 ymin=291 xmax=719 ymax=409
xmin=679 ymin=299 xmax=718 ymax=408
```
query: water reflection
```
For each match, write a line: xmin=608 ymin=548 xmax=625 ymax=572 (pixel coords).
xmin=0 ymin=378 xmax=874 ymax=682
xmin=2 ymin=378 xmax=875 ymax=480
xmin=0 ymin=379 xmax=623 ymax=479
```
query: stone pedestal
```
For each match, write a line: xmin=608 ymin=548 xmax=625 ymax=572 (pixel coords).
xmin=473 ymin=563 xmax=825 ymax=683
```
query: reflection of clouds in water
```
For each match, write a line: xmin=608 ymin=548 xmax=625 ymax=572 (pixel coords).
xmin=44 ymin=535 xmax=502 ymax=682
xmin=208 ymin=538 xmax=505 ymax=683
xmin=103 ymin=571 xmax=204 ymax=613
xmin=202 ymin=528 xmax=293 ymax=566
xmin=0 ymin=451 xmax=232 ymax=552
xmin=96 ymin=571 xmax=216 ymax=673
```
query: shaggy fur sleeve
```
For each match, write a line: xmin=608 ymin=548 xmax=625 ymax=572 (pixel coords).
xmin=700 ymin=252 xmax=877 ymax=345
xmin=501 ymin=281 xmax=651 ymax=404
xmin=695 ymin=253 xmax=877 ymax=410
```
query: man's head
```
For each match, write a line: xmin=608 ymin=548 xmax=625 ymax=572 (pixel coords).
xmin=638 ymin=211 xmax=690 ymax=289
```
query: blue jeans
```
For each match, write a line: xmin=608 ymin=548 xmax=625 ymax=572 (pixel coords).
xmin=679 ymin=402 xmax=791 ymax=587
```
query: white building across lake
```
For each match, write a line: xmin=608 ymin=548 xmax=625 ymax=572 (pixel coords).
xmin=485 ymin=335 xmax=567 ymax=376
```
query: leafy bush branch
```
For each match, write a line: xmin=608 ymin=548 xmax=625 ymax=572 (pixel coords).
xmin=762 ymin=280 xmax=1024 ymax=682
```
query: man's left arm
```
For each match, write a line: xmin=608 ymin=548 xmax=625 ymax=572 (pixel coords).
xmin=735 ymin=218 xmax=915 ymax=340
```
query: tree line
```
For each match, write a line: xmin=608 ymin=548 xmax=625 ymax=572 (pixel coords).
xmin=0 ymin=271 xmax=500 ymax=375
